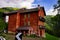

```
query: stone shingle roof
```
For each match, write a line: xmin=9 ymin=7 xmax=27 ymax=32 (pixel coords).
xmin=4 ymin=7 xmax=46 ymax=16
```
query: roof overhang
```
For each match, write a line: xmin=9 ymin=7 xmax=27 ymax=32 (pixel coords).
xmin=4 ymin=7 xmax=46 ymax=16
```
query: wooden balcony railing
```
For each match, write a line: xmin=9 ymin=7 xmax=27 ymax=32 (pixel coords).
xmin=39 ymin=25 xmax=45 ymax=29
xmin=39 ymin=16 xmax=45 ymax=22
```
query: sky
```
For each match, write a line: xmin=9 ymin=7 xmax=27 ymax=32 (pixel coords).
xmin=0 ymin=0 xmax=58 ymax=15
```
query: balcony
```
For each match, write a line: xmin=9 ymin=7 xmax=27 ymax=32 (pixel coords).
xmin=39 ymin=16 xmax=45 ymax=22
xmin=39 ymin=25 xmax=45 ymax=29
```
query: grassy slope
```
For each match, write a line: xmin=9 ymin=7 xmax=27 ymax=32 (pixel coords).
xmin=46 ymin=33 xmax=60 ymax=40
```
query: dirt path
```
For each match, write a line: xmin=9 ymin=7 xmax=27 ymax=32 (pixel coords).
xmin=22 ymin=37 xmax=45 ymax=40
xmin=0 ymin=33 xmax=45 ymax=40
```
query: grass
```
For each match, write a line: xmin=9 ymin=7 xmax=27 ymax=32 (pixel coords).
xmin=46 ymin=33 xmax=60 ymax=40
xmin=0 ymin=33 xmax=15 ymax=40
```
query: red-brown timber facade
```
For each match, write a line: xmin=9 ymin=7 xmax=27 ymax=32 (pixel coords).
xmin=4 ymin=6 xmax=46 ymax=37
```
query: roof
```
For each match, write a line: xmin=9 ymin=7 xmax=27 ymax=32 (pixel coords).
xmin=4 ymin=7 xmax=46 ymax=16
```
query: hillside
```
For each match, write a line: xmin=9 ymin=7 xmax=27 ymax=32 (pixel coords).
xmin=0 ymin=7 xmax=19 ymax=12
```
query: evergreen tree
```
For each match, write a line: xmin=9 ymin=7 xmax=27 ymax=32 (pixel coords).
xmin=51 ymin=14 xmax=60 ymax=37
xmin=58 ymin=0 xmax=60 ymax=6
xmin=0 ymin=7 xmax=19 ymax=33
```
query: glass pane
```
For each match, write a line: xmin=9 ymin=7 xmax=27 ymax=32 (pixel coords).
xmin=28 ymin=21 xmax=30 ymax=25
xmin=24 ymin=21 xmax=26 ymax=26
xmin=28 ymin=14 xmax=30 ymax=18
xmin=24 ymin=14 xmax=26 ymax=19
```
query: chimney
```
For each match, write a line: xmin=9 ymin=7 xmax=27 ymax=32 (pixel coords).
xmin=38 ymin=5 xmax=40 ymax=9
xmin=38 ymin=5 xmax=40 ymax=7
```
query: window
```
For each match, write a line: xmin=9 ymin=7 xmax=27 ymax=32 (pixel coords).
xmin=28 ymin=14 xmax=30 ymax=18
xmin=28 ymin=14 xmax=30 ymax=26
xmin=24 ymin=21 xmax=26 ymax=26
xmin=5 ymin=16 xmax=9 ymax=23
xmin=24 ymin=14 xmax=26 ymax=19
xmin=28 ymin=21 xmax=30 ymax=25
xmin=24 ymin=14 xmax=26 ymax=26
xmin=24 ymin=14 xmax=30 ymax=26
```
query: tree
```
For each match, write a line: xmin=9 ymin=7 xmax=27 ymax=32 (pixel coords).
xmin=45 ymin=15 xmax=54 ymax=30
xmin=52 ymin=0 xmax=60 ymax=37
xmin=45 ymin=14 xmax=60 ymax=37
xmin=0 ymin=7 xmax=19 ymax=33
xmin=58 ymin=0 xmax=60 ymax=5
xmin=54 ymin=0 xmax=60 ymax=8
xmin=51 ymin=14 xmax=60 ymax=37
xmin=0 ymin=19 xmax=7 ymax=31
xmin=0 ymin=12 xmax=7 ymax=32
xmin=45 ymin=15 xmax=54 ymax=35
xmin=45 ymin=0 xmax=60 ymax=37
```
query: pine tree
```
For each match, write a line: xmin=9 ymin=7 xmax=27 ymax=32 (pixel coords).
xmin=58 ymin=0 xmax=60 ymax=6
xmin=54 ymin=0 xmax=60 ymax=9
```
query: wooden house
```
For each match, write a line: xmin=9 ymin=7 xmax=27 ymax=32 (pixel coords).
xmin=4 ymin=5 xmax=46 ymax=37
